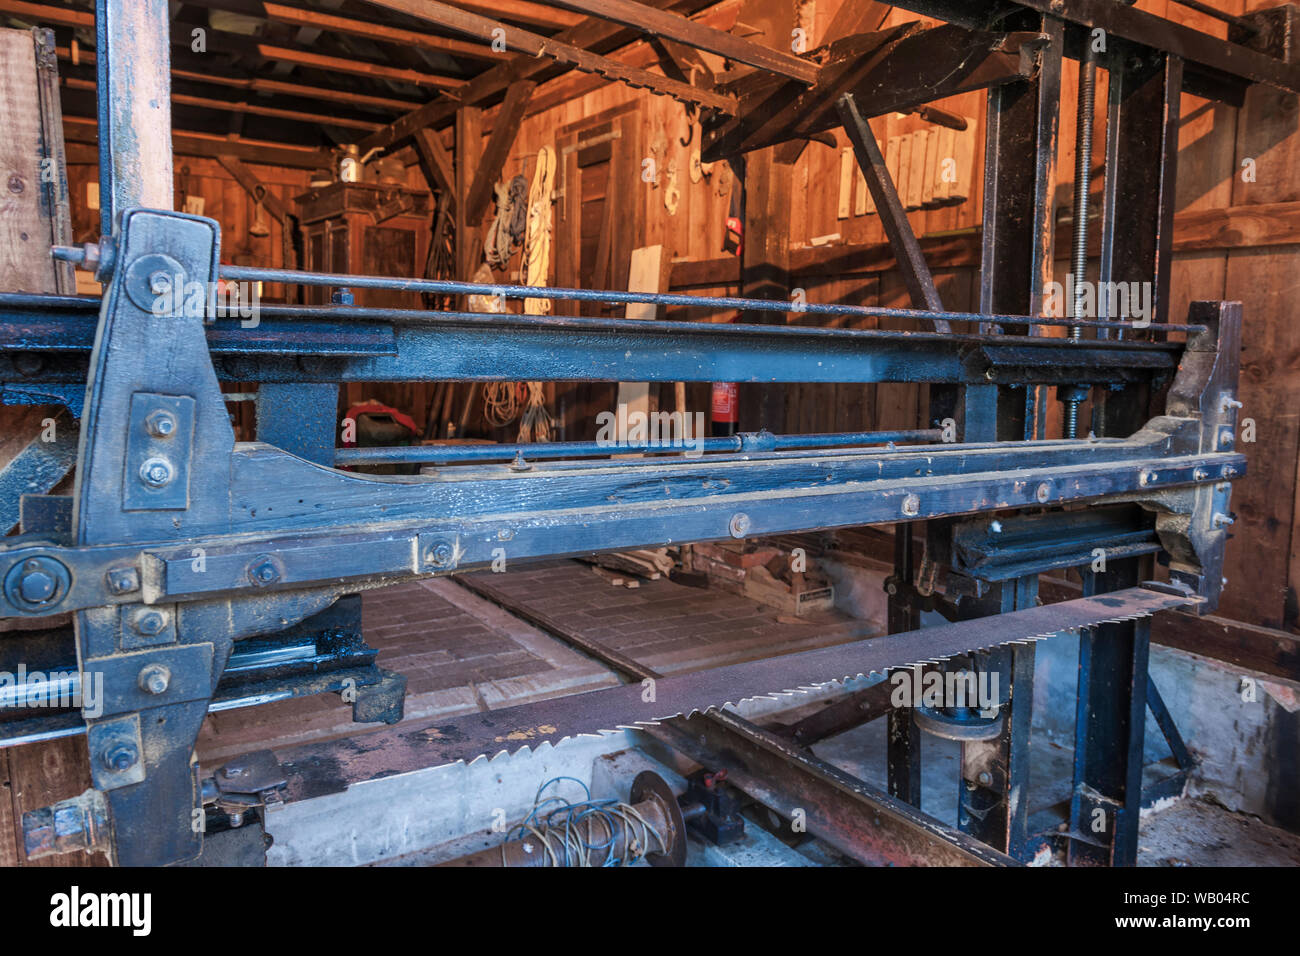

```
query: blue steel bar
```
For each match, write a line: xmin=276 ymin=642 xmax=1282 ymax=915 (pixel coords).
xmin=211 ymin=264 xmax=1190 ymax=334
xmin=34 ymin=262 xmax=1205 ymax=334
xmin=334 ymin=429 xmax=943 ymax=466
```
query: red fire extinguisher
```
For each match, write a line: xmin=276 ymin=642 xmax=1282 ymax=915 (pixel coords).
xmin=711 ymin=382 xmax=738 ymax=437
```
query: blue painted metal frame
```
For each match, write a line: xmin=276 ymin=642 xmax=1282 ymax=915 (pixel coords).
xmin=0 ymin=0 xmax=1259 ymax=869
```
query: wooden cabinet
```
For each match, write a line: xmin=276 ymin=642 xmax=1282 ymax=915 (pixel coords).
xmin=294 ymin=181 xmax=432 ymax=308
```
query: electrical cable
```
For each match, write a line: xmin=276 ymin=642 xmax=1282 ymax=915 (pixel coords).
xmin=501 ymin=776 xmax=667 ymax=867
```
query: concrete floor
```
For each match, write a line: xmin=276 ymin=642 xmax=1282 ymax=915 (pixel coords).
xmin=813 ymin=715 xmax=1300 ymax=866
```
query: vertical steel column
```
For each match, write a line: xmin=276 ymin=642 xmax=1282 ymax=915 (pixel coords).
xmin=94 ymin=0 xmax=174 ymax=234
xmin=1069 ymin=555 xmax=1151 ymax=866
xmin=1094 ymin=49 xmax=1182 ymax=437
xmin=978 ymin=16 xmax=1063 ymax=441
xmin=886 ymin=524 xmax=922 ymax=807
xmin=1099 ymin=49 xmax=1183 ymax=332
xmin=956 ymin=574 xmax=1036 ymax=858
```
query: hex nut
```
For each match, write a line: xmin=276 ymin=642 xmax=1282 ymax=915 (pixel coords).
xmin=139 ymin=457 xmax=174 ymax=488
xmin=138 ymin=664 xmax=171 ymax=695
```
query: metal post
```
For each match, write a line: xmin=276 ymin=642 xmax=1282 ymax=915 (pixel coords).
xmin=957 ymin=574 xmax=1036 ymax=858
xmin=886 ymin=524 xmax=922 ymax=807
xmin=1069 ymin=555 xmax=1151 ymax=866
xmin=95 ymin=0 xmax=174 ymax=234
xmin=978 ymin=15 xmax=1063 ymax=441
xmin=1099 ymin=49 xmax=1183 ymax=333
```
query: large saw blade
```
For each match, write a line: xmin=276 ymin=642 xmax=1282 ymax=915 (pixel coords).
xmin=278 ymin=585 xmax=1196 ymax=798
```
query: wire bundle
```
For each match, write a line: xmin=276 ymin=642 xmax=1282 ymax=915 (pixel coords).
xmin=504 ymin=776 xmax=666 ymax=867
xmin=516 ymin=382 xmax=553 ymax=443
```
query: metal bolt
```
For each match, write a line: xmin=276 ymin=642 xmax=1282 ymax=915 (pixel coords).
xmin=1193 ymin=468 xmax=1208 ymax=481
xmin=138 ymin=663 xmax=171 ymax=695
xmin=427 ymin=543 xmax=454 ymax=567
xmin=729 ymin=513 xmax=751 ymax=538
xmin=1220 ymin=430 xmax=1234 ymax=448
xmin=101 ymin=742 xmax=138 ymax=773
xmin=148 ymin=270 xmax=172 ymax=296
xmin=222 ymin=763 xmax=246 ymax=779
xmin=139 ymin=457 xmax=174 ymax=488
xmin=144 ymin=409 xmax=176 ymax=438
xmin=1035 ymin=482 xmax=1051 ymax=503
xmin=17 ymin=563 xmax=56 ymax=604
xmin=1213 ymin=513 xmax=1235 ymax=528
xmin=106 ymin=567 xmax=140 ymax=595
xmin=901 ymin=494 xmax=920 ymax=516
xmin=977 ymin=771 xmax=993 ymax=786
xmin=1221 ymin=396 xmax=1243 ymax=413
xmin=248 ymin=558 xmax=280 ymax=587
xmin=133 ymin=610 xmax=167 ymax=636
xmin=1222 ymin=467 xmax=1238 ymax=479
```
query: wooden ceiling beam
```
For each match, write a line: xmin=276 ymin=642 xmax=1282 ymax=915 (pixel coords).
xmin=439 ymin=0 xmax=582 ymax=31
xmin=61 ymin=75 xmax=382 ymax=131
xmin=172 ymin=70 xmax=419 ymax=113
xmin=62 ymin=115 xmax=332 ymax=168
xmin=0 ymin=1 xmax=469 ymax=94
xmin=358 ymin=0 xmax=718 ymax=153
xmin=261 ymin=2 xmax=508 ymax=63
xmin=0 ymin=0 xmax=90 ymax=27
xmin=53 ymin=44 xmax=420 ymax=114
xmin=545 ymin=0 xmax=817 ymax=83
xmin=253 ymin=43 xmax=464 ymax=90
xmin=358 ymin=0 xmax=731 ymax=153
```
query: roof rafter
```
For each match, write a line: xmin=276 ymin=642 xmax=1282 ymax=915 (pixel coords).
xmin=544 ymin=0 xmax=818 ymax=83
xmin=357 ymin=0 xmax=725 ymax=152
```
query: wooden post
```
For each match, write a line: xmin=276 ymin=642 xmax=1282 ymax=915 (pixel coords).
xmin=454 ymin=105 xmax=483 ymax=283
xmin=739 ymin=148 xmax=791 ymax=433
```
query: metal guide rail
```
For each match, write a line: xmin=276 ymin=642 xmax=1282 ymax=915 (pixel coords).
xmin=0 ymin=0 xmax=1283 ymax=866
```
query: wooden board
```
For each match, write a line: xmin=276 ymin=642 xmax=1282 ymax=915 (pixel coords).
xmin=616 ymin=244 xmax=668 ymax=429
xmin=0 ymin=29 xmax=66 ymax=293
xmin=0 ymin=27 xmax=103 ymax=867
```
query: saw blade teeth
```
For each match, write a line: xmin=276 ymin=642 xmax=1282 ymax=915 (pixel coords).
xmin=407 ymin=593 xmax=1179 ymax=772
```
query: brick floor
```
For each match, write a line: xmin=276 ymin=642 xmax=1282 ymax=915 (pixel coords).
xmin=195 ymin=559 xmax=872 ymax=767
xmin=460 ymin=559 xmax=868 ymax=675
xmin=194 ymin=576 xmax=616 ymax=765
